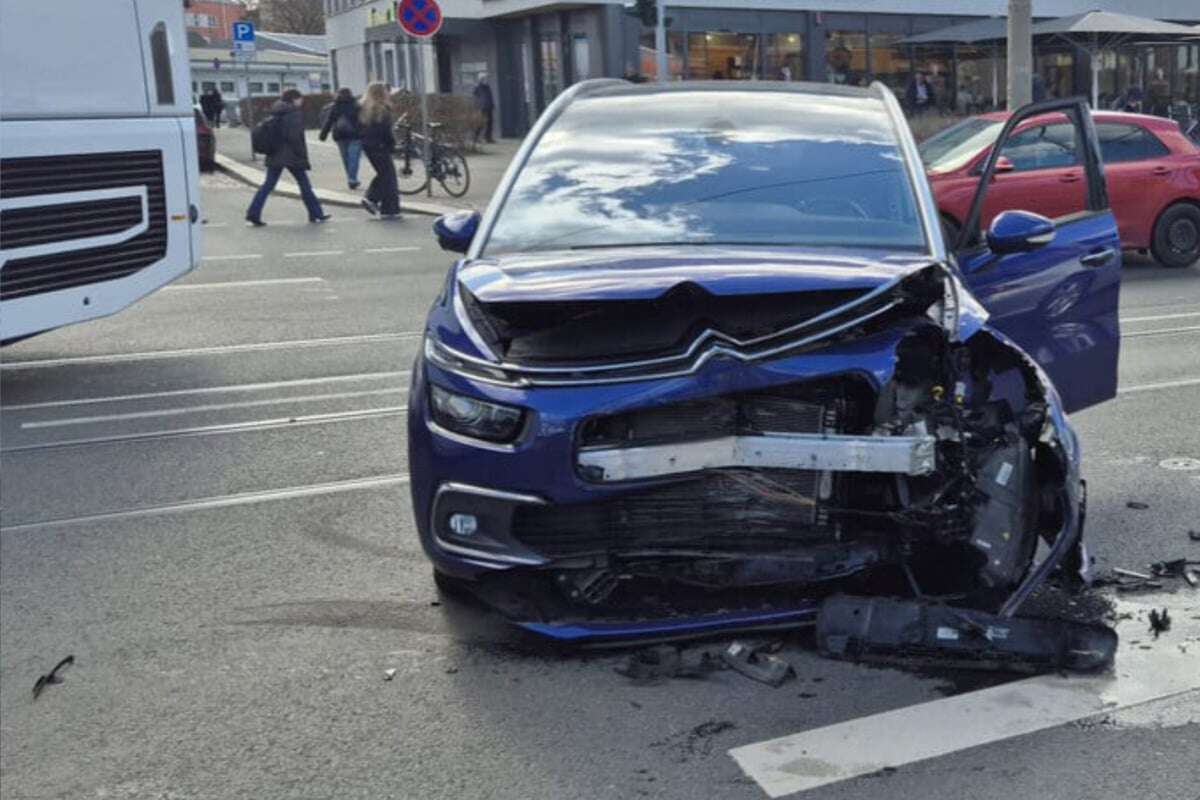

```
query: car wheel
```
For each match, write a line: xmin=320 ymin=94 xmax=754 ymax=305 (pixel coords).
xmin=1150 ymin=202 xmax=1200 ymax=268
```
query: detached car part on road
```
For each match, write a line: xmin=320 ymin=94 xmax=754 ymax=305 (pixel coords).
xmin=408 ymin=82 xmax=1122 ymax=650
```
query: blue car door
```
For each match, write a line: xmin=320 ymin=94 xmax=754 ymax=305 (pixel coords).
xmin=955 ymin=99 xmax=1121 ymax=414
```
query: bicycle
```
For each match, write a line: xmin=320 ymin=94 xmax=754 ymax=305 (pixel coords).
xmin=393 ymin=114 xmax=471 ymax=198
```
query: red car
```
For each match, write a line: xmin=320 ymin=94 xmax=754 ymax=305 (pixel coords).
xmin=922 ymin=111 xmax=1200 ymax=267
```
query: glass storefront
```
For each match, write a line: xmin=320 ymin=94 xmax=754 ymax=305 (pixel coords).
xmin=870 ymin=32 xmax=911 ymax=95
xmin=539 ymin=37 xmax=562 ymax=103
xmin=1036 ymin=51 xmax=1074 ymax=100
xmin=826 ymin=31 xmax=868 ymax=86
xmin=766 ymin=33 xmax=804 ymax=81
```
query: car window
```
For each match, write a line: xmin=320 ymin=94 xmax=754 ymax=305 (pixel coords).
xmin=919 ymin=117 xmax=1004 ymax=173
xmin=485 ymin=89 xmax=926 ymax=255
xmin=149 ymin=22 xmax=174 ymax=105
xmin=1096 ymin=123 xmax=1170 ymax=163
xmin=1000 ymin=123 xmax=1079 ymax=171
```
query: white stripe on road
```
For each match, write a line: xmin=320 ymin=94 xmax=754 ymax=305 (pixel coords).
xmin=201 ymin=253 xmax=263 ymax=262
xmin=1 ymin=474 xmax=411 ymax=531
xmin=283 ymin=250 xmax=345 ymax=258
xmin=0 ymin=332 xmax=421 ymax=370
xmin=1 ymin=406 xmax=407 ymax=454
xmin=363 ymin=246 xmax=422 ymax=253
xmin=1123 ymin=325 xmax=1200 ymax=338
xmin=1118 ymin=376 xmax=1200 ymax=394
xmin=730 ymin=599 xmax=1200 ymax=798
xmin=2 ymin=371 xmax=409 ymax=411
xmin=163 ymin=277 xmax=325 ymax=291
xmin=1121 ymin=310 xmax=1200 ymax=323
xmin=20 ymin=387 xmax=405 ymax=430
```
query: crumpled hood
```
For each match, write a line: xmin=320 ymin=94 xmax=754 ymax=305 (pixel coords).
xmin=457 ymin=246 xmax=936 ymax=303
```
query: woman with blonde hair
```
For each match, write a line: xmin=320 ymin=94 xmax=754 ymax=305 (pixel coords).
xmin=359 ymin=81 xmax=400 ymax=219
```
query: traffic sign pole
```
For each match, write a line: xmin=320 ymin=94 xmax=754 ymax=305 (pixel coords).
xmin=396 ymin=0 xmax=442 ymax=200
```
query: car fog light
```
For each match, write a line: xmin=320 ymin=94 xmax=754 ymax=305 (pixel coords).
xmin=448 ymin=513 xmax=478 ymax=537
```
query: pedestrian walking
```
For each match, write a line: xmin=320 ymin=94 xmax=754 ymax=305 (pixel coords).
xmin=472 ymin=72 xmax=495 ymax=145
xmin=319 ymin=87 xmax=364 ymax=190
xmin=245 ymin=89 xmax=329 ymax=226
xmin=359 ymin=82 xmax=401 ymax=220
xmin=905 ymin=72 xmax=936 ymax=114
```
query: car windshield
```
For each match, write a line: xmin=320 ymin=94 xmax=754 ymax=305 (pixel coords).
xmin=483 ymin=88 xmax=927 ymax=255
xmin=919 ymin=117 xmax=1003 ymax=173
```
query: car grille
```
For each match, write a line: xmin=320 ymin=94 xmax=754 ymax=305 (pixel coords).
xmin=512 ymin=469 xmax=827 ymax=557
xmin=0 ymin=150 xmax=167 ymax=301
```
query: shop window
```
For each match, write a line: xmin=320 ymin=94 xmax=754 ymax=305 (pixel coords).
xmin=911 ymin=46 xmax=952 ymax=111
xmin=1036 ymin=52 xmax=1074 ymax=100
xmin=638 ymin=30 xmax=684 ymax=80
xmin=826 ymin=32 xmax=867 ymax=86
xmin=540 ymin=38 xmax=562 ymax=105
xmin=572 ymin=36 xmax=591 ymax=81
xmin=688 ymin=33 xmax=759 ymax=80
xmin=766 ymin=33 xmax=804 ymax=81
xmin=249 ymin=81 xmax=264 ymax=94
xmin=201 ymin=81 xmax=217 ymax=92
xmin=956 ymin=47 xmax=1005 ymax=112
xmin=268 ymin=82 xmax=280 ymax=93
xmin=220 ymin=81 xmax=235 ymax=93
xmin=869 ymin=33 xmax=910 ymax=95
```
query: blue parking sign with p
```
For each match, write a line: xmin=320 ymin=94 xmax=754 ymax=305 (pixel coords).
xmin=233 ymin=21 xmax=255 ymax=42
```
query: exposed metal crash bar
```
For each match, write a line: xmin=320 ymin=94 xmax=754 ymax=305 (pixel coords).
xmin=578 ymin=433 xmax=937 ymax=482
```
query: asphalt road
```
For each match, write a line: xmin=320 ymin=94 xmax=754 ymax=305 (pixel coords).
xmin=1 ymin=173 xmax=1197 ymax=800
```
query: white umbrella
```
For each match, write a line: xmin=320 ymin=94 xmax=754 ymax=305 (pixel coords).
xmin=1029 ymin=11 xmax=1198 ymax=109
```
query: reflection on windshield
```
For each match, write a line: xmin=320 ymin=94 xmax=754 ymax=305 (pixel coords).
xmin=919 ymin=117 xmax=1003 ymax=173
xmin=484 ymin=89 xmax=926 ymax=256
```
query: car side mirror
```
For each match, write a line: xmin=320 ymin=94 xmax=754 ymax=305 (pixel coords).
xmin=433 ymin=210 xmax=480 ymax=254
xmin=994 ymin=155 xmax=1015 ymax=174
xmin=986 ymin=210 xmax=1055 ymax=254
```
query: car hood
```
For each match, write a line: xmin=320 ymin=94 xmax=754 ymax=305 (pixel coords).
xmin=457 ymin=246 xmax=937 ymax=303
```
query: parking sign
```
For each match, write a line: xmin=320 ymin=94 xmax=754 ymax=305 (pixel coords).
xmin=232 ymin=21 xmax=256 ymax=54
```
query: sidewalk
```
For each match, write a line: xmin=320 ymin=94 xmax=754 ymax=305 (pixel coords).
xmin=215 ymin=125 xmax=523 ymax=217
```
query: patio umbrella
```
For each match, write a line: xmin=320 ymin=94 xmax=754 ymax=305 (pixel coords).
xmin=1029 ymin=11 xmax=1198 ymax=109
xmin=900 ymin=18 xmax=1007 ymax=109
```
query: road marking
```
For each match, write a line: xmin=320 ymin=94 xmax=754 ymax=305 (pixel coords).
xmin=0 ymin=474 xmax=410 ymax=531
xmin=20 ymin=387 xmax=405 ymax=430
xmin=1118 ymin=376 xmax=1200 ymax=394
xmin=2 ymin=371 xmax=410 ymax=411
xmin=0 ymin=332 xmax=422 ymax=370
xmin=201 ymin=253 xmax=263 ymax=261
xmin=1123 ymin=325 xmax=1200 ymax=338
xmin=203 ymin=222 xmax=230 ymax=229
xmin=163 ymin=277 xmax=325 ymax=291
xmin=364 ymin=246 xmax=422 ymax=253
xmin=729 ymin=598 xmax=1199 ymax=798
xmin=283 ymin=249 xmax=345 ymax=258
xmin=1121 ymin=310 xmax=1200 ymax=323
xmin=1 ymin=406 xmax=407 ymax=453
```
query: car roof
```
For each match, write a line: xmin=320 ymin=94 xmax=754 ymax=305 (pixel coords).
xmin=977 ymin=108 xmax=1175 ymax=129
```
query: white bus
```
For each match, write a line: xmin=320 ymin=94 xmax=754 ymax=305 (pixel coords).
xmin=0 ymin=0 xmax=202 ymax=344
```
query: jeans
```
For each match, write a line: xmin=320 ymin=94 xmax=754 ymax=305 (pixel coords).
xmin=364 ymin=147 xmax=400 ymax=216
xmin=246 ymin=166 xmax=325 ymax=221
xmin=337 ymin=139 xmax=362 ymax=185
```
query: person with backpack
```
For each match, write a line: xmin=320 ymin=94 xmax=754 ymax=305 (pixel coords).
xmin=319 ymin=87 xmax=363 ymax=190
xmin=245 ymin=88 xmax=329 ymax=226
xmin=358 ymin=82 xmax=400 ymax=220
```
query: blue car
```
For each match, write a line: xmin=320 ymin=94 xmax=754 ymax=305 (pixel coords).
xmin=409 ymin=81 xmax=1121 ymax=643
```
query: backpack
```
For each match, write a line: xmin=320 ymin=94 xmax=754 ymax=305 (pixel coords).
xmin=333 ymin=113 xmax=357 ymax=139
xmin=251 ymin=115 xmax=284 ymax=155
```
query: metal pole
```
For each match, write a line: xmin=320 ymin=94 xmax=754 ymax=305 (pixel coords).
xmin=420 ymin=39 xmax=433 ymax=198
xmin=245 ymin=59 xmax=256 ymax=162
xmin=1091 ymin=33 xmax=1100 ymax=109
xmin=655 ymin=2 xmax=668 ymax=83
xmin=1006 ymin=0 xmax=1033 ymax=109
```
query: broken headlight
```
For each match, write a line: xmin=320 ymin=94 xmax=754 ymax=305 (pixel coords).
xmin=429 ymin=385 xmax=525 ymax=444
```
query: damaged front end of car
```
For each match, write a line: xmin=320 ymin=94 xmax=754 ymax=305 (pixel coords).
xmin=409 ymin=258 xmax=1093 ymax=651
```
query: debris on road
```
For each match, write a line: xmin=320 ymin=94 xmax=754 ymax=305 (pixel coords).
xmin=615 ymin=645 xmax=724 ymax=683
xmin=1148 ymin=608 xmax=1172 ymax=637
xmin=1150 ymin=558 xmax=1200 ymax=588
xmin=1189 ymin=530 xmax=1200 ymax=542
xmin=816 ymin=595 xmax=1117 ymax=673
xmin=383 ymin=668 xmax=397 ymax=681
xmin=32 ymin=655 xmax=74 ymax=700
xmin=1113 ymin=567 xmax=1154 ymax=581
xmin=1125 ymin=501 xmax=1150 ymax=510
xmin=721 ymin=641 xmax=796 ymax=687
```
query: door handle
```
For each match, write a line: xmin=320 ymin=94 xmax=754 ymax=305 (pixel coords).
xmin=1151 ymin=165 xmax=1171 ymax=176
xmin=1080 ymin=247 xmax=1116 ymax=267
xmin=1059 ymin=172 xmax=1081 ymax=183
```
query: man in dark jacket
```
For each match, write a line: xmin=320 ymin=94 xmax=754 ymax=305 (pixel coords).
xmin=472 ymin=73 xmax=495 ymax=145
xmin=245 ymin=89 xmax=329 ymax=226
xmin=319 ymin=87 xmax=364 ymax=190
xmin=905 ymin=72 xmax=936 ymax=114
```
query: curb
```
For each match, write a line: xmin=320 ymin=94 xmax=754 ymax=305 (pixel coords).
xmin=214 ymin=153 xmax=455 ymax=218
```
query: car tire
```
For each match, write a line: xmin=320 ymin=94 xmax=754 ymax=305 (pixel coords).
xmin=1150 ymin=202 xmax=1200 ymax=268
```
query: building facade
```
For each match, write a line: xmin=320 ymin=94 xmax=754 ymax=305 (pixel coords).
xmin=325 ymin=0 xmax=1200 ymax=138
xmin=185 ymin=0 xmax=247 ymax=42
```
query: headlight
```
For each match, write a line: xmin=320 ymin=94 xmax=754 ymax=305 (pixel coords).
xmin=429 ymin=384 xmax=525 ymax=443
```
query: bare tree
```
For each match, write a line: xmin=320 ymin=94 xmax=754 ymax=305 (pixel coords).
xmin=257 ymin=0 xmax=325 ymax=35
